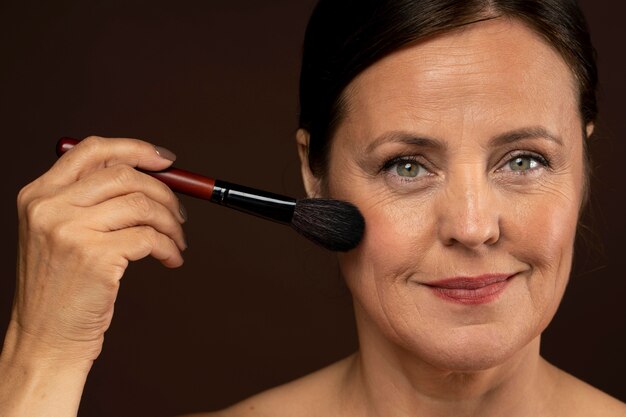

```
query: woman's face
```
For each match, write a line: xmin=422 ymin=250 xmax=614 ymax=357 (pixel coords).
xmin=320 ymin=18 xmax=586 ymax=371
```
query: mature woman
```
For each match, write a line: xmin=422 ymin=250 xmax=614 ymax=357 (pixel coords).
xmin=1 ymin=0 xmax=624 ymax=416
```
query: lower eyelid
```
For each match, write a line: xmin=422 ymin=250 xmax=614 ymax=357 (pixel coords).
xmin=385 ymin=167 xmax=434 ymax=186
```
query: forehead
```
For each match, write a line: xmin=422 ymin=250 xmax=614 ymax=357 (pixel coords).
xmin=338 ymin=17 xmax=579 ymax=143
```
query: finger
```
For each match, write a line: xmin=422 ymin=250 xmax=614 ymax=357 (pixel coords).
xmin=85 ymin=192 xmax=187 ymax=251
xmin=106 ymin=225 xmax=185 ymax=269
xmin=59 ymin=164 xmax=186 ymax=224
xmin=44 ymin=136 xmax=177 ymax=187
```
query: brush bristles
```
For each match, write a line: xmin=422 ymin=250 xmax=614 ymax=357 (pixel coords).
xmin=291 ymin=199 xmax=365 ymax=252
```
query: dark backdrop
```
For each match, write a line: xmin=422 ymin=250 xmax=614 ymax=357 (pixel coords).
xmin=0 ymin=1 xmax=624 ymax=415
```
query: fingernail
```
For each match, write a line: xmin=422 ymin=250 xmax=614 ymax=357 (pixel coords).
xmin=154 ymin=145 xmax=177 ymax=161
xmin=179 ymin=203 xmax=188 ymax=222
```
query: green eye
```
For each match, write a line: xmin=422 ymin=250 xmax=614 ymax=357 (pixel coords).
xmin=508 ymin=156 xmax=539 ymax=172
xmin=397 ymin=162 xmax=421 ymax=177
xmin=381 ymin=156 xmax=430 ymax=180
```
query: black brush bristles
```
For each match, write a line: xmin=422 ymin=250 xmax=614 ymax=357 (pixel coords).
xmin=291 ymin=199 xmax=365 ymax=251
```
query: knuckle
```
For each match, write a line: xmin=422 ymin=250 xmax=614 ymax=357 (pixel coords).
xmin=23 ymin=197 xmax=54 ymax=229
xmin=17 ymin=182 xmax=36 ymax=210
xmin=127 ymin=193 xmax=153 ymax=218
xmin=163 ymin=186 xmax=178 ymax=207
xmin=111 ymin=164 xmax=137 ymax=184
xmin=138 ymin=226 xmax=159 ymax=250
xmin=78 ymin=136 xmax=106 ymax=158
xmin=82 ymin=135 xmax=105 ymax=147
xmin=153 ymin=182 xmax=180 ymax=216
xmin=48 ymin=220 xmax=76 ymax=246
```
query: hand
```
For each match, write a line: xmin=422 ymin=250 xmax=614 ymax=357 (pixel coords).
xmin=10 ymin=136 xmax=187 ymax=363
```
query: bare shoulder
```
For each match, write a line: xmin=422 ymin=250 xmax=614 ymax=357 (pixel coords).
xmin=550 ymin=364 xmax=626 ymax=416
xmin=183 ymin=355 xmax=355 ymax=417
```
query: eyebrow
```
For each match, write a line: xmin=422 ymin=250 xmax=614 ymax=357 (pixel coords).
xmin=489 ymin=126 xmax=564 ymax=147
xmin=365 ymin=126 xmax=563 ymax=153
xmin=364 ymin=131 xmax=446 ymax=154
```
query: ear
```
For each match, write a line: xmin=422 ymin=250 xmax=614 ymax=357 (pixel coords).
xmin=585 ymin=122 xmax=595 ymax=138
xmin=296 ymin=129 xmax=323 ymax=198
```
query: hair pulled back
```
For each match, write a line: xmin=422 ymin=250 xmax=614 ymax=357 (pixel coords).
xmin=298 ymin=0 xmax=598 ymax=176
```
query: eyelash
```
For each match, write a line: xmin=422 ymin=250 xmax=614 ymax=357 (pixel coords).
xmin=381 ymin=155 xmax=417 ymax=171
xmin=498 ymin=151 xmax=551 ymax=175
xmin=380 ymin=155 xmax=432 ymax=181
xmin=379 ymin=151 xmax=551 ymax=180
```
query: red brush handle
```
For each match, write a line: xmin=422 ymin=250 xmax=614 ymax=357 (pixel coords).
xmin=56 ymin=137 xmax=216 ymax=200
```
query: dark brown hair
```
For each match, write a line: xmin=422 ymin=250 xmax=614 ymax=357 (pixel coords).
xmin=298 ymin=0 xmax=598 ymax=177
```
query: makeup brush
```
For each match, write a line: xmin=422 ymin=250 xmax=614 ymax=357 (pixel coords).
xmin=56 ymin=137 xmax=365 ymax=251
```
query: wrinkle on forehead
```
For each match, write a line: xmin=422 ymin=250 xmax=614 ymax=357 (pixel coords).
xmin=337 ymin=17 xmax=579 ymax=149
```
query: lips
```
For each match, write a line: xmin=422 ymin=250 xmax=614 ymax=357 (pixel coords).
xmin=424 ymin=274 xmax=515 ymax=305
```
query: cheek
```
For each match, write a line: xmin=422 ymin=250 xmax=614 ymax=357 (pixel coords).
xmin=336 ymin=192 xmax=436 ymax=322
xmin=503 ymin=184 xmax=581 ymax=324
xmin=513 ymin=198 xmax=578 ymax=268
xmin=348 ymin=199 xmax=428 ymax=266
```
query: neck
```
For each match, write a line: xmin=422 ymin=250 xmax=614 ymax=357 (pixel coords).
xmin=342 ymin=307 xmax=558 ymax=417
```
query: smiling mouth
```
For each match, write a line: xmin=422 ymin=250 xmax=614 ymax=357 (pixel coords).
xmin=423 ymin=274 xmax=516 ymax=305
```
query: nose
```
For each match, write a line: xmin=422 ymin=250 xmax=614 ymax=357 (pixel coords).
xmin=436 ymin=167 xmax=500 ymax=250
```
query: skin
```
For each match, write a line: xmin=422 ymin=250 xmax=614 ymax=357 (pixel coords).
xmin=0 ymin=16 xmax=623 ymax=417
xmin=0 ymin=137 xmax=187 ymax=415
xmin=327 ymin=15 xmax=582 ymax=376
xmin=214 ymin=17 xmax=624 ymax=417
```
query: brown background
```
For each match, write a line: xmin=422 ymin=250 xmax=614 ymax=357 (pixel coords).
xmin=0 ymin=1 xmax=624 ymax=415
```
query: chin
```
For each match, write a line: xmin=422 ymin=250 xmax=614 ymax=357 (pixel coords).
xmin=423 ymin=330 xmax=533 ymax=372
xmin=385 ymin=318 xmax=541 ymax=373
